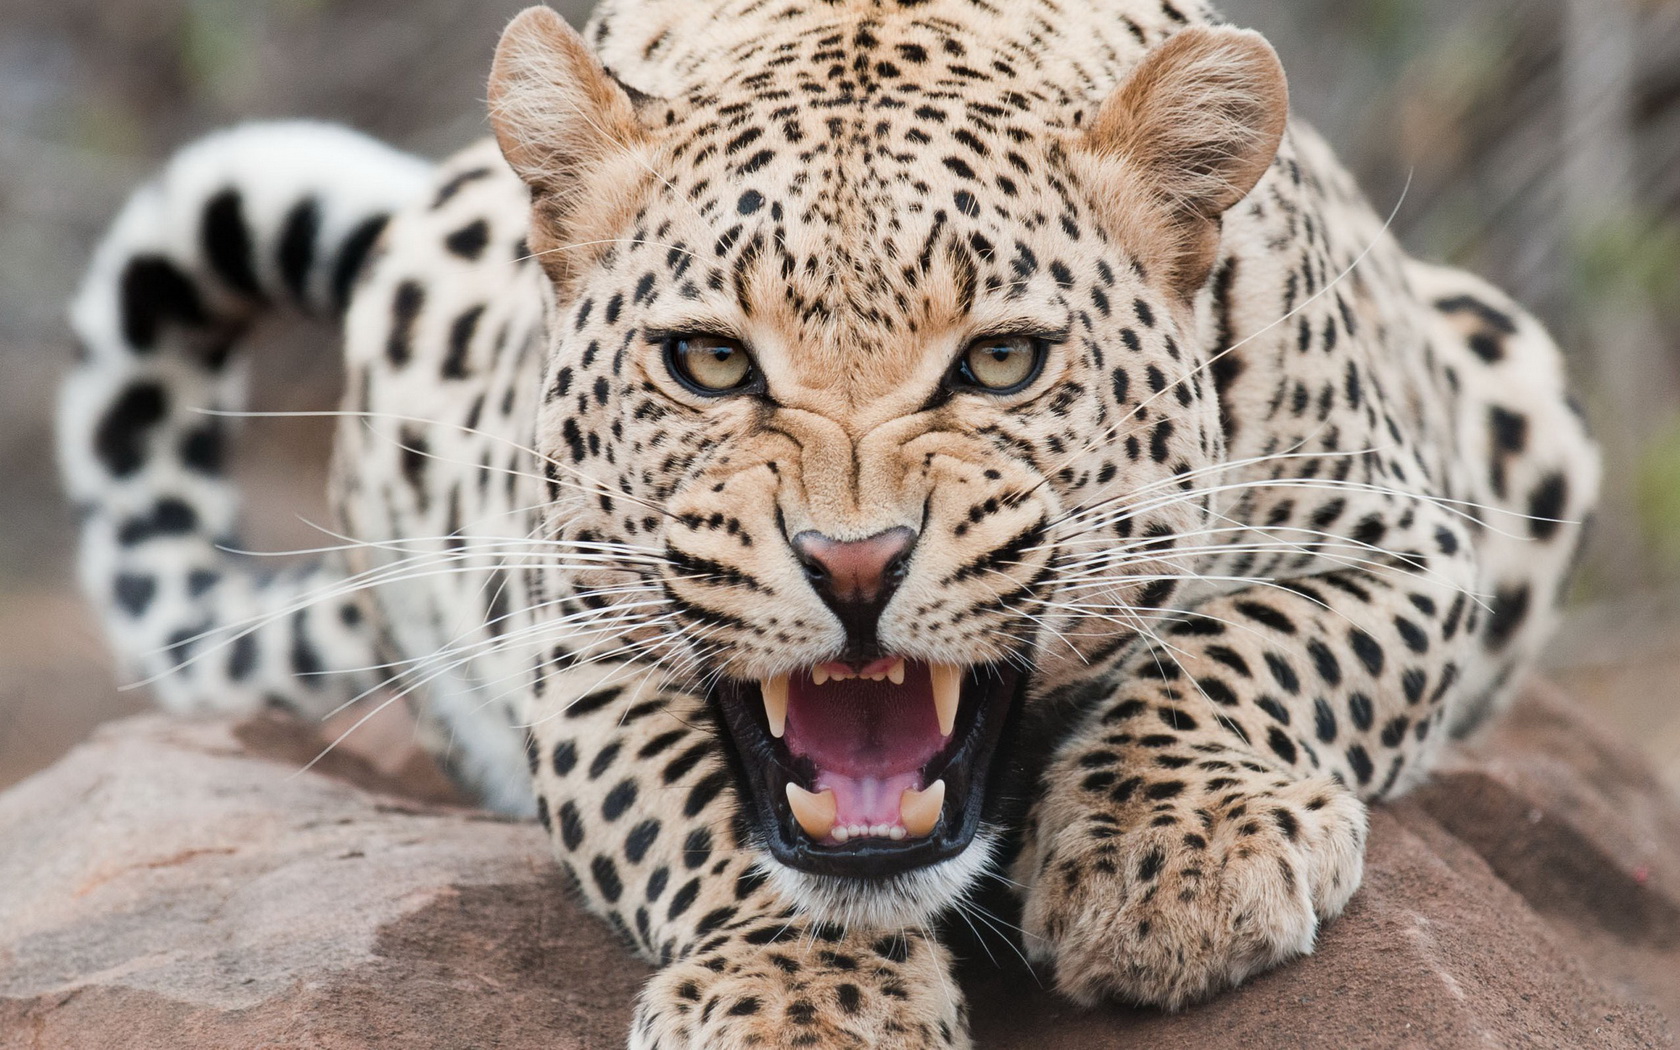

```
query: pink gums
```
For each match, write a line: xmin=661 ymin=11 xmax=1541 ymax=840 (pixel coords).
xmin=784 ymin=660 xmax=949 ymax=836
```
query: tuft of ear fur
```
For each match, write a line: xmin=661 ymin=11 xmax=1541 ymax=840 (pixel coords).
xmin=1080 ymin=27 xmax=1288 ymax=299
xmin=488 ymin=6 xmax=648 ymax=286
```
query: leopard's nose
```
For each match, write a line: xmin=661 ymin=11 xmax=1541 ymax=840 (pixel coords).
xmin=792 ymin=527 xmax=917 ymax=650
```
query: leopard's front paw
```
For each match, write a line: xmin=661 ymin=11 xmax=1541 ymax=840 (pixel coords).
xmin=1020 ymin=775 xmax=1367 ymax=1009
xmin=629 ymin=928 xmax=969 ymax=1050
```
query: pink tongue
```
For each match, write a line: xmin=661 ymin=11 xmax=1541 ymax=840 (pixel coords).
xmin=815 ymin=770 xmax=924 ymax=829
xmin=784 ymin=663 xmax=946 ymax=833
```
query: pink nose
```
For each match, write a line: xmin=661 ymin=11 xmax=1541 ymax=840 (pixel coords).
xmin=791 ymin=527 xmax=917 ymax=607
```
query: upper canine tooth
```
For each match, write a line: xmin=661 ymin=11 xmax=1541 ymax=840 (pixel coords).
xmin=812 ymin=665 xmax=829 ymax=686
xmin=786 ymin=783 xmax=838 ymax=840
xmin=899 ymin=779 xmax=946 ymax=838
xmin=887 ymin=658 xmax=906 ymax=686
xmin=929 ymin=663 xmax=962 ymax=737
xmin=762 ymin=675 xmax=788 ymax=738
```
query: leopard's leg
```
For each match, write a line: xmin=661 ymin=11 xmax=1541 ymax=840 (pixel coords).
xmin=526 ymin=663 xmax=969 ymax=1050
xmin=1018 ymin=560 xmax=1487 ymax=1009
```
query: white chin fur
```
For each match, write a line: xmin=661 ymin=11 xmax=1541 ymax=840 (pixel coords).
xmin=758 ymin=829 xmax=999 ymax=930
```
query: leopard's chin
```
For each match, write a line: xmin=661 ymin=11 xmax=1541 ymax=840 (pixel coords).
xmin=714 ymin=660 xmax=1023 ymax=881
xmin=758 ymin=829 xmax=1005 ymax=929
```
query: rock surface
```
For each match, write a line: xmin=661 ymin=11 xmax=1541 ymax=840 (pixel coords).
xmin=1 ymin=682 xmax=1674 ymax=1049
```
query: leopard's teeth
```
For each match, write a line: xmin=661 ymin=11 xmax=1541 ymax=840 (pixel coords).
xmin=761 ymin=675 xmax=788 ymax=738
xmin=786 ymin=783 xmax=838 ymax=840
xmin=929 ymin=663 xmax=962 ymax=737
xmin=899 ymin=779 xmax=946 ymax=838
xmin=886 ymin=658 xmax=906 ymax=686
xmin=812 ymin=664 xmax=830 ymax=687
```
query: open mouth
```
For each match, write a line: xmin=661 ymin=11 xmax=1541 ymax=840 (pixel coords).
xmin=715 ymin=658 xmax=1021 ymax=879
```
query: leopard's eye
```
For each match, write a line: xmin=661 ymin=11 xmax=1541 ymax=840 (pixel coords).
xmin=666 ymin=335 xmax=758 ymax=395
xmin=956 ymin=336 xmax=1046 ymax=394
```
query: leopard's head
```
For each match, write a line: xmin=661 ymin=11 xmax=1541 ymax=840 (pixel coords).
xmin=489 ymin=6 xmax=1286 ymax=925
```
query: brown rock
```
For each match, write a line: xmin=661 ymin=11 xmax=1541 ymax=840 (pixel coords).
xmin=1415 ymin=682 xmax=1680 ymax=1028
xmin=0 ymin=683 xmax=1674 ymax=1049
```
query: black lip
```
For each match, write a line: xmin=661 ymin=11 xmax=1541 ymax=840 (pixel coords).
xmin=713 ymin=664 xmax=1023 ymax=879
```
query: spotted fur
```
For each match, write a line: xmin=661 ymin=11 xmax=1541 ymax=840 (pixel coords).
xmin=63 ymin=1 xmax=1599 ymax=1046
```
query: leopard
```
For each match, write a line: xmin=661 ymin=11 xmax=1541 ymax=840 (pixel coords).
xmin=59 ymin=0 xmax=1600 ymax=1046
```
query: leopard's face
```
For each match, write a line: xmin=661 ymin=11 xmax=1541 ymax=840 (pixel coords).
xmin=496 ymin=13 xmax=1280 ymax=923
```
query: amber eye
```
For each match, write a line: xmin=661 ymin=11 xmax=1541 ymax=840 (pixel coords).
xmin=665 ymin=335 xmax=759 ymax=395
xmin=956 ymin=336 xmax=1046 ymax=394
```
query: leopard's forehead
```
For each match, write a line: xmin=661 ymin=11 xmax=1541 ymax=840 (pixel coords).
xmin=584 ymin=10 xmax=1178 ymax=403
xmin=631 ymin=123 xmax=1102 ymax=393
xmin=593 ymin=0 xmax=1183 ymax=107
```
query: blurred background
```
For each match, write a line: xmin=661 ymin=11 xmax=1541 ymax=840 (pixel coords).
xmin=1 ymin=0 xmax=1677 ymax=790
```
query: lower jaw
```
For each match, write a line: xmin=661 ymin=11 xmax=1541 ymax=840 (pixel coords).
xmin=713 ymin=664 xmax=1023 ymax=881
xmin=759 ymin=828 xmax=1005 ymax=928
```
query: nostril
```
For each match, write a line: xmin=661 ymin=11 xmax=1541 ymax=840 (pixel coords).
xmin=791 ymin=534 xmax=830 ymax=582
xmin=886 ymin=550 xmax=912 ymax=581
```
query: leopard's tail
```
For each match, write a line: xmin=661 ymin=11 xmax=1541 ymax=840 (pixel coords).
xmin=60 ymin=122 xmax=432 ymax=718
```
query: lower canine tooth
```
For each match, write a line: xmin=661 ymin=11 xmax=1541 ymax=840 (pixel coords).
xmin=786 ymin=783 xmax=837 ymax=840
xmin=762 ymin=676 xmax=789 ymax=738
xmin=929 ymin=664 xmax=962 ymax=737
xmin=899 ymin=779 xmax=946 ymax=838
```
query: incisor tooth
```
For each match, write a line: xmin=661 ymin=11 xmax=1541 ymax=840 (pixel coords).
xmin=929 ymin=663 xmax=962 ymax=737
xmin=887 ymin=658 xmax=906 ymax=686
xmin=786 ymin=783 xmax=837 ymax=840
xmin=762 ymin=675 xmax=788 ymax=738
xmin=812 ymin=665 xmax=829 ymax=686
xmin=899 ymin=780 xmax=946 ymax=838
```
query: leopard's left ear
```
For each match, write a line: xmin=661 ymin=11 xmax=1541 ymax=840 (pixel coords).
xmin=488 ymin=7 xmax=649 ymax=283
xmin=1079 ymin=27 xmax=1288 ymax=300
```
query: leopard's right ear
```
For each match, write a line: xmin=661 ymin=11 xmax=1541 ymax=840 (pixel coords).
xmin=488 ymin=7 xmax=648 ymax=280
